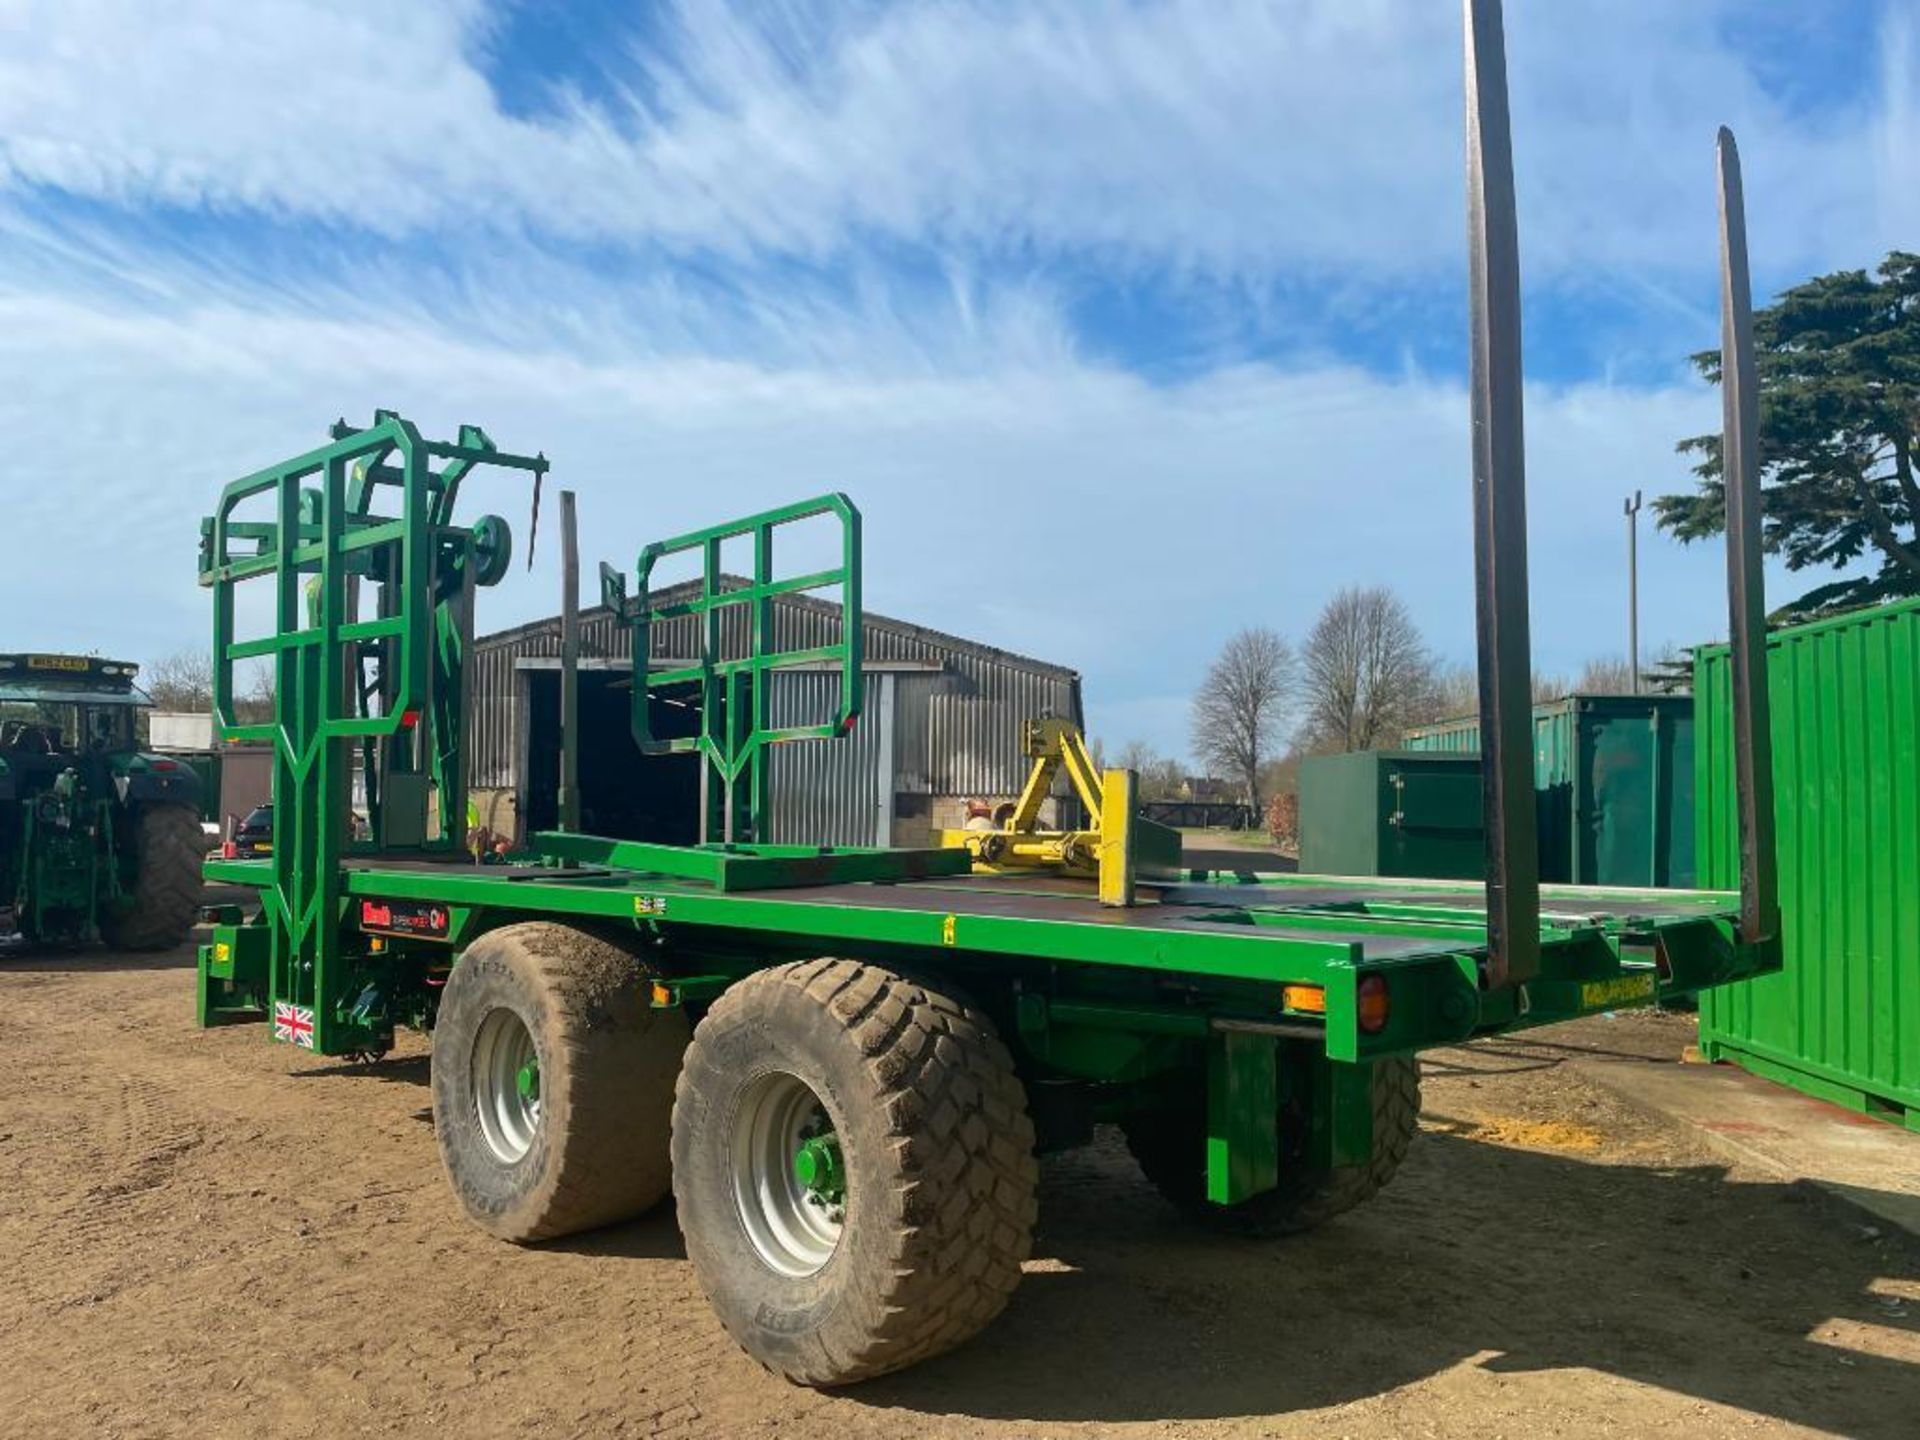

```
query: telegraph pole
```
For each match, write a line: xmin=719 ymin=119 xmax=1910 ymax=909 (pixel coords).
xmin=1625 ymin=489 xmax=1643 ymax=692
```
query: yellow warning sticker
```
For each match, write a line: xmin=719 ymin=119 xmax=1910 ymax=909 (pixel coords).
xmin=942 ymin=915 xmax=957 ymax=947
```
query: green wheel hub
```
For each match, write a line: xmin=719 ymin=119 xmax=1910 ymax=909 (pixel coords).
xmin=729 ymin=1071 xmax=845 ymax=1276
xmin=792 ymin=1133 xmax=845 ymax=1203
xmin=473 ymin=1008 xmax=542 ymax=1164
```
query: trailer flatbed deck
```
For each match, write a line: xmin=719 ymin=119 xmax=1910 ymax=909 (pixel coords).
xmin=204 ymin=851 xmax=1759 ymax=1064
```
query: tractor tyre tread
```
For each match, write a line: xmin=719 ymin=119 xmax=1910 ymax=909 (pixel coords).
xmin=672 ymin=958 xmax=1038 ymax=1386
xmin=431 ymin=921 xmax=688 ymax=1242
xmin=100 ymin=803 xmax=204 ymax=950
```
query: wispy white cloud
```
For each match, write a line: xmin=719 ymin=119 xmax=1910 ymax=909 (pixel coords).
xmin=0 ymin=0 xmax=1901 ymax=759
xmin=0 ymin=282 xmax=1796 ymax=755
xmin=1878 ymin=4 xmax=1920 ymax=244
xmin=0 ymin=0 xmax=1908 ymax=282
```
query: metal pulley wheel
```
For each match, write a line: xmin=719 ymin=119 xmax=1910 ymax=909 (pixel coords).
xmin=470 ymin=514 xmax=513 ymax=587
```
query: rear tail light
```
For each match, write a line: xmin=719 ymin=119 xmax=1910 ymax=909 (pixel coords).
xmin=1357 ymin=974 xmax=1391 ymax=1034
xmin=1281 ymin=984 xmax=1327 ymax=1015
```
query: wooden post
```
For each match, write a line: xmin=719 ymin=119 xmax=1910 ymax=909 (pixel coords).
xmin=558 ymin=489 xmax=581 ymax=835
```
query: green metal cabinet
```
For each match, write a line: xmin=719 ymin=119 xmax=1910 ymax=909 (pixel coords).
xmin=1297 ymin=751 xmax=1484 ymax=879
xmin=1404 ymin=694 xmax=1694 ymax=888
xmin=1696 ymin=596 xmax=1920 ymax=1131
xmin=175 ymin=750 xmax=221 ymax=823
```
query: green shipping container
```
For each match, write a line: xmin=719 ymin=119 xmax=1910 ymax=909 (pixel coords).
xmin=1696 ymin=596 xmax=1920 ymax=1131
xmin=1297 ymin=751 xmax=1484 ymax=879
xmin=1404 ymin=694 xmax=1694 ymax=888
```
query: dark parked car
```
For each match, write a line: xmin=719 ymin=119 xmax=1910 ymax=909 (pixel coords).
xmin=228 ymin=804 xmax=272 ymax=859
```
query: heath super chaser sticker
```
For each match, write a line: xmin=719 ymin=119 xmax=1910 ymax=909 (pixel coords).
xmin=359 ymin=899 xmax=452 ymax=940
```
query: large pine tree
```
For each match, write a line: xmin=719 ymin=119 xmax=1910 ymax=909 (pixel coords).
xmin=1657 ymin=251 xmax=1920 ymax=616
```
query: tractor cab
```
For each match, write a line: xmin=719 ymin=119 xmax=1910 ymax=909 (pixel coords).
xmin=0 ymin=654 xmax=146 ymax=757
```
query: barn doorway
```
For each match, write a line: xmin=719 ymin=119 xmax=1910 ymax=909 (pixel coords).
xmin=520 ymin=666 xmax=703 ymax=844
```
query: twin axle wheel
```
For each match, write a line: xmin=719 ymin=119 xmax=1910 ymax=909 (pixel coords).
xmin=671 ymin=959 xmax=1040 ymax=1384
xmin=431 ymin=924 xmax=1417 ymax=1386
xmin=431 ymin=922 xmax=688 ymax=1240
xmin=432 ymin=929 xmax=1039 ymax=1385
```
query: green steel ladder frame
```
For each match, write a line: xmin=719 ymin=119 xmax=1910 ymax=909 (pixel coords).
xmin=199 ymin=412 xmax=545 ymax=1052
xmin=341 ymin=423 xmax=517 ymax=851
xmin=602 ymin=494 xmax=862 ymax=843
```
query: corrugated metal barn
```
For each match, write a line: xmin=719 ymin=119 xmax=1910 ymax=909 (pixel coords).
xmin=467 ymin=584 xmax=1083 ymax=849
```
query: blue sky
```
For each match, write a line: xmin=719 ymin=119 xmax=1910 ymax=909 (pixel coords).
xmin=0 ymin=0 xmax=1913 ymax=758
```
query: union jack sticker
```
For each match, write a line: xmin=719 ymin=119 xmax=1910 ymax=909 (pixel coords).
xmin=273 ymin=1001 xmax=316 ymax=1049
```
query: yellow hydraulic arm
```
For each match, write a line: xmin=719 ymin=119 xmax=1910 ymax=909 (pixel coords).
xmin=937 ymin=718 xmax=1183 ymax=906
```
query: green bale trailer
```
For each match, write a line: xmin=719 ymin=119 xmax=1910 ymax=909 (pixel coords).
xmin=192 ymin=2 xmax=1786 ymax=1387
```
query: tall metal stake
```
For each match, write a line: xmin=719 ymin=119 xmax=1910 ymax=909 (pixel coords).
xmin=1464 ymin=0 xmax=1540 ymax=987
xmin=558 ymin=489 xmax=581 ymax=835
xmin=1715 ymin=128 xmax=1780 ymax=941
xmin=1624 ymin=489 xmax=1642 ymax=692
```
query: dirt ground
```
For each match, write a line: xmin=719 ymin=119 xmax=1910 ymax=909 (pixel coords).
xmin=4 ymin=940 xmax=1918 ymax=1440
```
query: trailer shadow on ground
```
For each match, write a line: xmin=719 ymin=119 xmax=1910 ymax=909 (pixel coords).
xmin=842 ymin=1129 xmax=1920 ymax=1436
xmin=0 ymin=944 xmax=195 ymax=975
xmin=291 ymin=1053 xmax=431 ymax=1088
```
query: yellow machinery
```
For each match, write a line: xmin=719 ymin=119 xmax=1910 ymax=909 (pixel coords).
xmin=936 ymin=718 xmax=1183 ymax=906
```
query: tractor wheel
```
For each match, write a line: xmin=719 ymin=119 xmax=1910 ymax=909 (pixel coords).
xmin=431 ymin=922 xmax=689 ymax=1242
xmin=1123 ymin=1055 xmax=1420 ymax=1237
xmin=671 ymin=959 xmax=1038 ymax=1386
xmin=100 ymin=803 xmax=205 ymax=950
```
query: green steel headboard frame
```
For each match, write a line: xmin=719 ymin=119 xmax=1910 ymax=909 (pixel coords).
xmin=198 ymin=411 xmax=546 ymax=1053
xmin=602 ymin=494 xmax=862 ymax=843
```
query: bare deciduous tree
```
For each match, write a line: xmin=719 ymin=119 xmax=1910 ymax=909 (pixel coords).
xmin=1414 ymin=661 xmax=1577 ymax=725
xmin=1191 ymin=628 xmax=1295 ymax=813
xmin=1298 ymin=587 xmax=1435 ymax=752
xmin=143 ymin=649 xmax=214 ymax=712
xmin=234 ymin=660 xmax=276 ymax=725
xmin=1574 ymin=655 xmax=1637 ymax=694
xmin=1423 ymin=663 xmax=1480 ymax=726
xmin=1107 ymin=740 xmax=1192 ymax=802
xmin=1530 ymin=671 xmax=1571 ymax=704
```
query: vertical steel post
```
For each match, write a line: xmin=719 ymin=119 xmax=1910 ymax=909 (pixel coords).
xmin=1625 ymin=489 xmax=1642 ymax=692
xmin=1463 ymin=0 xmax=1540 ymax=987
xmin=558 ymin=489 xmax=581 ymax=834
xmin=1715 ymin=128 xmax=1780 ymax=942
xmin=448 ymin=562 xmax=477 ymax=853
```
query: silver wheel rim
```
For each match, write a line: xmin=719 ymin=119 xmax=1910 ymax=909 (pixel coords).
xmin=730 ymin=1071 xmax=844 ymax=1277
xmin=473 ymin=1008 xmax=540 ymax=1163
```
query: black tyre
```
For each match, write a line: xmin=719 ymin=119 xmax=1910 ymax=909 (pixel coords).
xmin=100 ymin=803 xmax=205 ymax=950
xmin=1124 ymin=1054 xmax=1420 ymax=1236
xmin=431 ymin=921 xmax=689 ymax=1242
xmin=672 ymin=959 xmax=1038 ymax=1386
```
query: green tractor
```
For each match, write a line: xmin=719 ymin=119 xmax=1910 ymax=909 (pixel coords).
xmin=0 ymin=653 xmax=205 ymax=950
